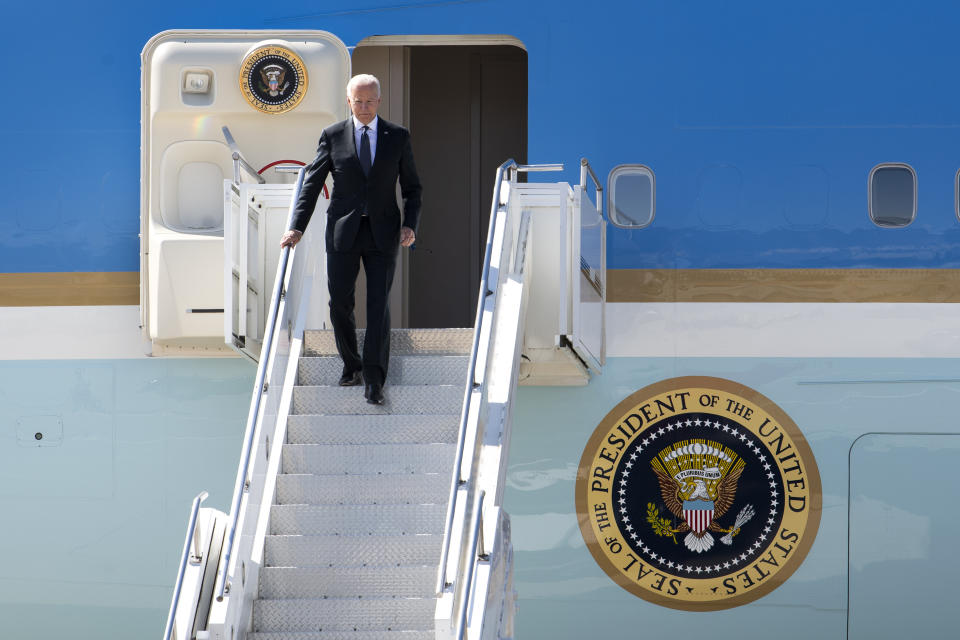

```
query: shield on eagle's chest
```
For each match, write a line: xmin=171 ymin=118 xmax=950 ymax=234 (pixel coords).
xmin=683 ymin=500 xmax=715 ymax=534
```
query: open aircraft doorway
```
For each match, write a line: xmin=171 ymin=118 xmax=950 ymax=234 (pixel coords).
xmin=352 ymin=36 xmax=528 ymax=329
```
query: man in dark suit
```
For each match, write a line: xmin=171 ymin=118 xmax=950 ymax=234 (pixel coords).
xmin=280 ymin=74 xmax=421 ymax=405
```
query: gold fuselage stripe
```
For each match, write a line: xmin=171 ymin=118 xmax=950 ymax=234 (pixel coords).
xmin=1 ymin=268 xmax=957 ymax=307
xmin=607 ymin=268 xmax=960 ymax=303
xmin=0 ymin=272 xmax=139 ymax=306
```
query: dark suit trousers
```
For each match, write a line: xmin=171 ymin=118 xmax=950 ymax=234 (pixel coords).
xmin=327 ymin=217 xmax=397 ymax=386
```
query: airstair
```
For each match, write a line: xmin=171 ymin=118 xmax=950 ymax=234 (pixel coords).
xmin=250 ymin=327 xmax=468 ymax=637
xmin=162 ymin=158 xmax=606 ymax=640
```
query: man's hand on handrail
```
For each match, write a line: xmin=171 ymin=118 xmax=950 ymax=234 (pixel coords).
xmin=280 ymin=230 xmax=303 ymax=248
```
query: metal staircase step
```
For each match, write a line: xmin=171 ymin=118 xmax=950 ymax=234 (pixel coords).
xmin=253 ymin=597 xmax=436 ymax=632
xmin=298 ymin=355 xmax=469 ymax=386
xmin=264 ymin=534 xmax=442 ymax=568
xmin=292 ymin=384 xmax=462 ymax=415
xmin=248 ymin=632 xmax=435 ymax=640
xmin=281 ymin=443 xmax=455 ymax=475
xmin=259 ymin=565 xmax=436 ymax=598
xmin=304 ymin=328 xmax=472 ymax=357
xmin=269 ymin=503 xmax=447 ymax=535
xmin=276 ymin=473 xmax=448 ymax=505
xmin=286 ymin=414 xmax=459 ymax=445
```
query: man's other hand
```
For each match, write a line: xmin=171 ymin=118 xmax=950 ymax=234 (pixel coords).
xmin=400 ymin=226 xmax=416 ymax=247
xmin=280 ymin=230 xmax=303 ymax=248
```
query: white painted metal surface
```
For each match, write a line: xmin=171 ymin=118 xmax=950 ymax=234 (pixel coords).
xmin=435 ymin=164 xmax=536 ymax=640
xmin=569 ymin=185 xmax=606 ymax=373
xmin=9 ymin=301 xmax=960 ymax=361
xmin=513 ymin=183 xmax=570 ymax=350
xmin=224 ymin=181 xmax=329 ymax=361
xmin=163 ymin=502 xmax=226 ymax=640
xmin=140 ymin=30 xmax=348 ymax=355
xmin=605 ymin=302 xmax=960 ymax=358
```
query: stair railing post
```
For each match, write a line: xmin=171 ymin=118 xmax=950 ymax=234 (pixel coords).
xmin=163 ymin=491 xmax=209 ymax=640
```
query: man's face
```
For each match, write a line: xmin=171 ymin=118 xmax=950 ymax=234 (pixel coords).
xmin=348 ymin=83 xmax=381 ymax=125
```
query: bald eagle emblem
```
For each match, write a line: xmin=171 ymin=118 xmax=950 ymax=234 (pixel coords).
xmin=239 ymin=45 xmax=308 ymax=114
xmin=649 ymin=440 xmax=756 ymax=553
xmin=259 ymin=64 xmax=289 ymax=97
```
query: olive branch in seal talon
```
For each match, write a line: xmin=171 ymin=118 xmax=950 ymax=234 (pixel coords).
xmin=646 ymin=503 xmax=683 ymax=543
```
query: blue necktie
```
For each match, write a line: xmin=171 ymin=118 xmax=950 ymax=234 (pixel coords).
xmin=358 ymin=125 xmax=372 ymax=176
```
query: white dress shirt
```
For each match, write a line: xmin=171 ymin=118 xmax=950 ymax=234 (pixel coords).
xmin=353 ymin=115 xmax=378 ymax=163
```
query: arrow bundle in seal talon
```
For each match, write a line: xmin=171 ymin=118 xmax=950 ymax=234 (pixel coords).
xmin=720 ymin=504 xmax=757 ymax=546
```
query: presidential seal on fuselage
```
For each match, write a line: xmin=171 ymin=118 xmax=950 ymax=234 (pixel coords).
xmin=239 ymin=45 xmax=308 ymax=114
xmin=575 ymin=376 xmax=821 ymax=611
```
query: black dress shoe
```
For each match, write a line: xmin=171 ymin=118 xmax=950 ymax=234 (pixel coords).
xmin=364 ymin=382 xmax=384 ymax=405
xmin=339 ymin=369 xmax=362 ymax=386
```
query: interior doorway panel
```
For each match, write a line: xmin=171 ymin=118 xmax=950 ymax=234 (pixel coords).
xmin=408 ymin=45 xmax=527 ymax=328
xmin=353 ymin=41 xmax=527 ymax=329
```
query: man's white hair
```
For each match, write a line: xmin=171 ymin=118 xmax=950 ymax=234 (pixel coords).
xmin=347 ymin=74 xmax=381 ymax=98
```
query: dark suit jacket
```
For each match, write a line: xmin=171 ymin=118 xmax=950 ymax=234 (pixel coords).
xmin=290 ymin=117 xmax=422 ymax=253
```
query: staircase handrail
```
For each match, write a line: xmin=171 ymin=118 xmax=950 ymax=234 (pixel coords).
xmin=214 ymin=168 xmax=305 ymax=602
xmin=436 ymin=160 xmax=564 ymax=596
xmin=579 ymin=157 xmax=603 ymax=215
xmin=222 ymin=126 xmax=266 ymax=184
xmin=162 ymin=491 xmax=209 ymax=640
xmin=435 ymin=158 xmax=513 ymax=595
xmin=455 ymin=490 xmax=486 ymax=640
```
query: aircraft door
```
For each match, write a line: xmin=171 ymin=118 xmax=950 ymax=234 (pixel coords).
xmin=140 ymin=30 xmax=350 ymax=356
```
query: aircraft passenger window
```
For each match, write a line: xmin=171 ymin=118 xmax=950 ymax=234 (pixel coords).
xmin=869 ymin=163 xmax=916 ymax=228
xmin=608 ymin=165 xmax=655 ymax=228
